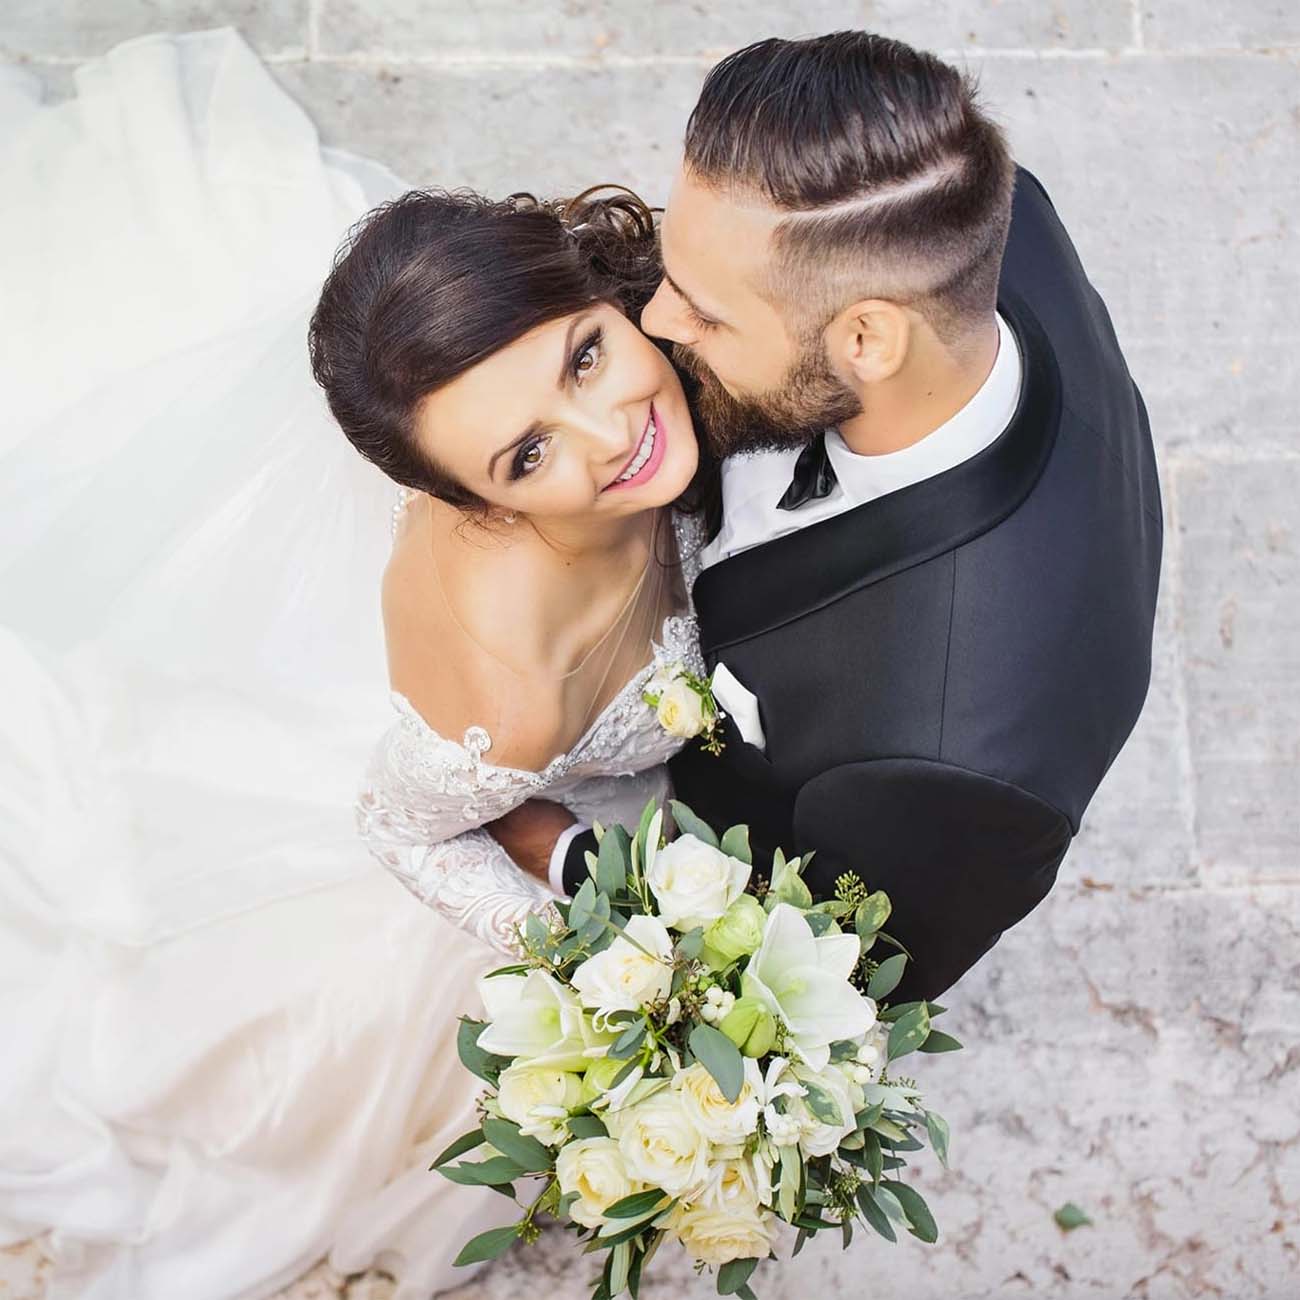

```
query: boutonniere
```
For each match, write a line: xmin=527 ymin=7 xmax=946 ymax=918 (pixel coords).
xmin=642 ymin=661 xmax=725 ymax=755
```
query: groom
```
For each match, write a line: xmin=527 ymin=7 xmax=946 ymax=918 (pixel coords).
xmin=495 ymin=31 xmax=1162 ymax=1005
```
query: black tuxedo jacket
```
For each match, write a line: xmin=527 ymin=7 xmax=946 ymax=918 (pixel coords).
xmin=564 ymin=167 xmax=1162 ymax=1004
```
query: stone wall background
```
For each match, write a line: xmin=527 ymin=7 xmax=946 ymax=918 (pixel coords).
xmin=2 ymin=3 xmax=1297 ymax=1298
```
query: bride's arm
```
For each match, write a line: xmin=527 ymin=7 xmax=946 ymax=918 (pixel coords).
xmin=355 ymin=710 xmax=564 ymax=957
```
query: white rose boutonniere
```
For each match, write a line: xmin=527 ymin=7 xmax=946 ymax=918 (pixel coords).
xmin=643 ymin=661 xmax=725 ymax=755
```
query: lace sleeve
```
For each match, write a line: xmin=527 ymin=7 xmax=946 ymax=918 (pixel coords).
xmin=355 ymin=695 xmax=563 ymax=956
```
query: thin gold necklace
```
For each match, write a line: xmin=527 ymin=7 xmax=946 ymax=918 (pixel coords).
xmin=427 ymin=512 xmax=660 ymax=684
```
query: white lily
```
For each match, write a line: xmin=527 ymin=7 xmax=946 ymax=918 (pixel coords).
xmin=476 ymin=970 xmax=590 ymax=1070
xmin=742 ymin=904 xmax=878 ymax=1072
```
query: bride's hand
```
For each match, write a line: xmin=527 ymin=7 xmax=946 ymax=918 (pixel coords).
xmin=486 ymin=800 xmax=577 ymax=886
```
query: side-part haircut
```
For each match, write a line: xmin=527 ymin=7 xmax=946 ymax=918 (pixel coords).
xmin=683 ymin=31 xmax=1016 ymax=349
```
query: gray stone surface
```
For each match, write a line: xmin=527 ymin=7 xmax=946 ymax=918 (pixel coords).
xmin=5 ymin=2 xmax=1299 ymax=1298
xmin=1142 ymin=1 xmax=1300 ymax=49
xmin=865 ymin=1 xmax=1135 ymax=51
xmin=317 ymin=0 xmax=867 ymax=58
xmin=0 ymin=0 xmax=307 ymax=59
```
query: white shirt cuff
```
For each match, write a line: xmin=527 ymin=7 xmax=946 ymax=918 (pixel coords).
xmin=547 ymin=821 xmax=589 ymax=899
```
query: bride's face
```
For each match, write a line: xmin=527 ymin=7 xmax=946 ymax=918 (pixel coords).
xmin=413 ymin=304 xmax=699 ymax=521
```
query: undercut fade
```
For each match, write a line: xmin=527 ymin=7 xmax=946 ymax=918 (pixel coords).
xmin=683 ymin=31 xmax=1015 ymax=350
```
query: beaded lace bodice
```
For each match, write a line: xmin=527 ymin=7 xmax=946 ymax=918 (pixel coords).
xmin=357 ymin=498 xmax=706 ymax=955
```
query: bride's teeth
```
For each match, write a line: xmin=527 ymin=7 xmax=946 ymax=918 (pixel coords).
xmin=615 ymin=423 xmax=656 ymax=483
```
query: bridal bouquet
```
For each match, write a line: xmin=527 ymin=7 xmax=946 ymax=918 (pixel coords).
xmin=433 ymin=801 xmax=961 ymax=1299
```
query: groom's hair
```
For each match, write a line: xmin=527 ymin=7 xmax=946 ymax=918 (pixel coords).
xmin=683 ymin=31 xmax=1015 ymax=350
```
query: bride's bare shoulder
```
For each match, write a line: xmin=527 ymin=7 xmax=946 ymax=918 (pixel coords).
xmin=379 ymin=503 xmax=563 ymax=770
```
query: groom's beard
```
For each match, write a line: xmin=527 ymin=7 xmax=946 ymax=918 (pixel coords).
xmin=672 ymin=339 xmax=863 ymax=458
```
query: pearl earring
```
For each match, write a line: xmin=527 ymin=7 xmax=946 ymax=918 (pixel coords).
xmin=502 ymin=511 xmax=517 ymax=525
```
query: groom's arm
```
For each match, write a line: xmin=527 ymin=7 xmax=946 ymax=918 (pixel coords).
xmin=486 ymin=800 xmax=594 ymax=898
xmin=792 ymin=758 xmax=1072 ymax=1004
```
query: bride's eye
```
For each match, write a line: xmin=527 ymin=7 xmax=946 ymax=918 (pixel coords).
xmin=570 ymin=327 xmax=604 ymax=383
xmin=510 ymin=434 xmax=550 ymax=480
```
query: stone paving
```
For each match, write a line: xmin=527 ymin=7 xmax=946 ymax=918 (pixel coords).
xmin=2 ymin=2 xmax=1297 ymax=1298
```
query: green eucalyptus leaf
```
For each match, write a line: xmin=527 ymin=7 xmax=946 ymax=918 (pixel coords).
xmin=604 ymin=1188 xmax=670 ymax=1219
xmin=456 ymin=1017 xmax=506 ymax=1085
xmin=854 ymin=1185 xmax=895 ymax=1242
xmin=566 ymin=1113 xmax=609 ymax=1139
xmin=924 ymin=1111 xmax=951 ymax=1168
xmin=428 ymin=1126 xmax=484 ymax=1171
xmin=569 ymin=878 xmax=598 ymax=931
xmin=883 ymin=1180 xmax=938 ymax=1244
xmin=481 ymin=1118 xmax=552 ymax=1173
xmin=854 ymin=891 xmax=892 ymax=940
xmin=675 ymin=926 xmax=705 ymax=961
xmin=718 ymin=825 xmax=752 ymax=866
xmin=886 ymin=1004 xmax=931 ymax=1061
xmin=452 ymin=1223 xmax=521 ymax=1267
xmin=688 ymin=1023 xmax=745 ymax=1103
xmin=867 ymin=953 xmax=907 ymax=1001
xmin=439 ymin=1155 xmax=526 ymax=1187
xmin=609 ymin=1020 xmax=648 ymax=1061
xmin=918 ymin=1030 xmax=964 ymax=1053
xmin=597 ymin=826 xmax=632 ymax=898
xmin=668 ymin=801 xmax=720 ymax=848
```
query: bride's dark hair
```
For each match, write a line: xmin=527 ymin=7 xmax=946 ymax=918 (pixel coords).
xmin=308 ymin=185 xmax=661 ymax=510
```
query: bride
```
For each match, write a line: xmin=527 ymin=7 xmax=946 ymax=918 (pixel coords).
xmin=0 ymin=27 xmax=704 ymax=1300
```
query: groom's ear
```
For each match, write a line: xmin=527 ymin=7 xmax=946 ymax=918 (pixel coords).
xmin=828 ymin=299 xmax=911 ymax=387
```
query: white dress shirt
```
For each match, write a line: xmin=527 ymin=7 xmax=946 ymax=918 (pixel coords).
xmin=549 ymin=311 xmax=1023 ymax=896
xmin=701 ymin=311 xmax=1023 ymax=568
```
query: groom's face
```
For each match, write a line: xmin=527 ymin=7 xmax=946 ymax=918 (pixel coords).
xmin=642 ymin=166 xmax=861 ymax=455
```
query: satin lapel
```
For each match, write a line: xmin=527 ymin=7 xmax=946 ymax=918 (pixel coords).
xmin=691 ymin=288 xmax=1063 ymax=658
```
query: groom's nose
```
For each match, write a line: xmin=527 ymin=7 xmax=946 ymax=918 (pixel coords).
xmin=640 ymin=280 xmax=691 ymax=346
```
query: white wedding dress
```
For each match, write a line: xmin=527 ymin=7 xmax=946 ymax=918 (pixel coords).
xmin=0 ymin=28 xmax=701 ymax=1300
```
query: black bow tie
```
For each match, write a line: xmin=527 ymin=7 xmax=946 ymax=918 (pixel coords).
xmin=776 ymin=431 xmax=838 ymax=511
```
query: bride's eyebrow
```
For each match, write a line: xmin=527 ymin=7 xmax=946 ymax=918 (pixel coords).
xmin=486 ymin=313 xmax=592 ymax=480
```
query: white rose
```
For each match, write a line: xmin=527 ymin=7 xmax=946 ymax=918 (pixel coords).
xmin=555 ymin=1137 xmax=646 ymax=1229
xmin=495 ymin=1064 xmax=582 ymax=1146
xmin=787 ymin=1062 xmax=860 ymax=1158
xmin=647 ymin=835 xmax=751 ymax=932
xmin=669 ymin=1198 xmax=777 ymax=1267
xmin=476 ymin=970 xmax=590 ymax=1070
xmin=615 ymin=1088 xmax=712 ymax=1197
xmin=656 ymin=677 xmax=708 ymax=739
xmin=571 ymin=914 xmax=674 ymax=1019
xmin=673 ymin=1060 xmax=762 ymax=1145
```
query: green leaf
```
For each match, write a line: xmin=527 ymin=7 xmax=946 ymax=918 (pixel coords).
xmin=719 ymin=824 xmax=752 ymax=865
xmin=867 ymin=953 xmax=907 ymax=1001
xmin=918 ymin=1029 xmax=964 ymax=1053
xmin=598 ymin=826 xmax=632 ymax=898
xmin=688 ymin=1023 xmax=745 ymax=1103
xmin=456 ymin=1018 xmax=506 ymax=1084
xmin=439 ymin=1155 xmax=526 ymax=1187
xmin=805 ymin=911 xmax=835 ymax=937
xmin=924 ymin=1111 xmax=951 ymax=1168
xmin=717 ymin=1257 xmax=759 ymax=1295
xmin=668 ymin=800 xmax=719 ymax=848
xmin=605 ymin=1189 xmax=670 ymax=1219
xmin=635 ymin=799 xmax=660 ymax=851
xmin=525 ymin=912 xmax=550 ymax=947
xmin=854 ymin=1185 xmax=896 ymax=1242
xmin=878 ymin=998 xmax=926 ymax=1022
xmin=791 ymin=1228 xmax=810 ymax=1258
xmin=861 ymin=1130 xmax=883 ymax=1184
xmin=1054 ymin=1202 xmax=1093 ymax=1232
xmin=675 ymin=926 xmax=705 ymax=961
xmin=778 ymin=1144 xmax=801 ymax=1222
xmin=452 ymin=1223 xmax=521 ymax=1267
xmin=609 ymin=1241 xmax=632 ymax=1296
xmin=566 ymin=1113 xmax=608 ymax=1139
xmin=609 ymin=1019 xmax=648 ymax=1061
xmin=569 ymin=878 xmax=598 ymax=931
xmin=483 ymin=961 xmax=531 ymax=978
xmin=886 ymin=1004 xmax=931 ymax=1061
xmin=429 ymin=1126 xmax=484 ymax=1170
xmin=801 ymin=1079 xmax=843 ymax=1127
xmin=855 ymin=1101 xmax=884 ymax=1132
xmin=873 ymin=929 xmax=914 ymax=959
xmin=481 ymin=1118 xmax=553 ymax=1173
xmin=883 ymin=1179 xmax=938 ymax=1244
xmin=854 ymin=891 xmax=892 ymax=940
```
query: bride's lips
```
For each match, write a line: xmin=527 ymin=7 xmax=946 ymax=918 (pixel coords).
xmin=603 ymin=404 xmax=667 ymax=493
